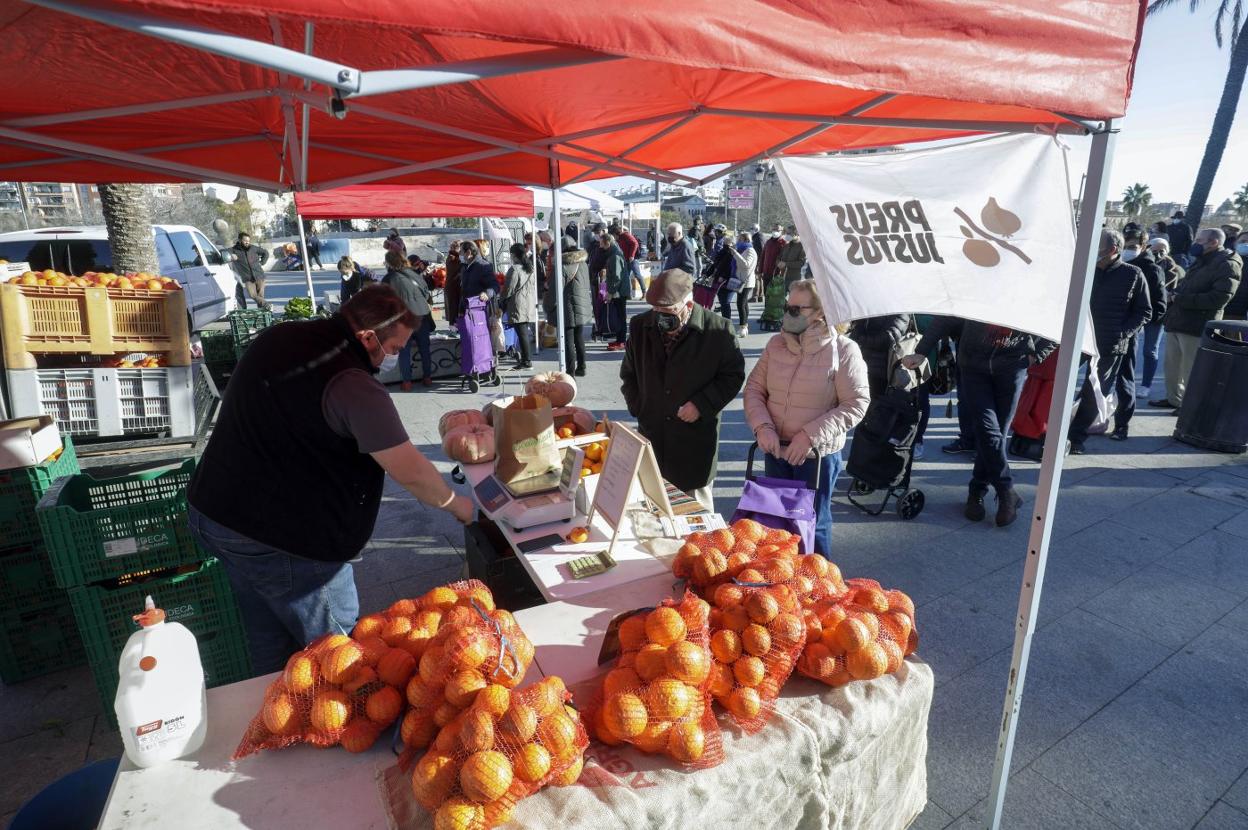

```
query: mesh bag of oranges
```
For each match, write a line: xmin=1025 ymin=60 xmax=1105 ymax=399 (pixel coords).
xmin=705 ymin=579 xmax=807 ymax=733
xmin=409 ymin=675 xmax=589 ymax=830
xmin=797 ymin=578 xmax=918 ymax=687
xmin=397 ymin=585 xmax=535 ymax=758
xmin=232 ymin=631 xmax=410 ymax=759
xmin=586 ymin=591 xmax=723 ymax=769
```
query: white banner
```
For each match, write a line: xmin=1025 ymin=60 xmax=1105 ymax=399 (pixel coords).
xmin=629 ymin=202 xmax=660 ymax=221
xmin=776 ymin=134 xmax=1084 ymax=345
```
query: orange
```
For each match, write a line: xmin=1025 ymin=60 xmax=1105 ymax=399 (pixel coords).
xmin=491 ymin=609 xmax=517 ymax=630
xmin=762 ymin=558 xmax=796 ymax=584
xmin=803 ymin=608 xmax=823 ymax=640
xmin=343 ymin=665 xmax=378 ymax=695
xmin=792 ymin=575 xmax=816 ymax=601
xmin=693 ymin=551 xmax=728 ymax=584
xmin=731 ymin=518 xmax=767 ymax=543
xmin=727 ymin=686 xmax=762 ymax=720
xmin=665 ymin=641 xmax=711 ymax=685
xmin=855 ymin=587 xmax=890 ymax=614
xmin=463 ymin=585 xmax=495 ymax=612
xmin=388 ymin=598 xmax=418 ymax=617
xmin=413 ymin=608 xmax=444 ymax=632
xmin=460 ymin=750 xmax=514 ymax=804
xmin=906 ymin=627 xmax=919 ymax=656
xmin=646 ymin=678 xmax=693 ymax=720
xmin=459 ymin=709 xmax=496 ymax=753
xmin=708 ymin=528 xmax=735 ymax=551
xmin=381 ymin=615 xmax=413 ymax=647
xmin=604 ymin=667 xmax=641 ymax=698
xmin=819 ymin=604 xmax=848 ymax=631
xmin=887 ymin=589 xmax=916 ymax=619
xmin=321 ymin=641 xmax=365 ymax=685
xmin=592 ymin=707 xmax=624 ymax=746
xmin=847 ymin=642 xmax=889 ymax=680
xmin=499 ymin=702 xmax=538 ymax=742
xmin=399 ymin=627 xmax=435 ymax=659
xmin=434 ymin=797 xmax=485 ymax=830
xmin=713 ymin=583 xmax=745 ymax=608
xmin=445 ymin=629 xmax=491 ymax=671
xmin=262 ymin=691 xmax=299 ymax=735
xmin=475 ymin=683 xmax=511 ymax=717
xmin=634 ymin=643 xmax=669 ymax=681
xmin=445 ymin=670 xmax=488 ymax=708
xmin=737 ymin=568 xmax=765 ymax=584
xmin=618 ymin=614 xmax=648 ymax=651
xmin=881 ymin=639 xmax=905 ymax=673
xmin=407 ymin=676 xmax=442 ymax=710
xmin=834 ymin=618 xmax=871 ymax=653
xmin=531 ymin=676 xmax=566 ymax=717
xmin=726 ymin=550 xmax=755 ymax=574
xmin=538 ymin=712 xmax=579 ymax=757
xmin=633 ymin=719 xmax=673 ymax=753
xmin=801 ymin=553 xmax=830 ymax=578
xmin=352 ymin=614 xmax=386 ymax=639
xmin=433 ymin=722 xmax=458 ymax=754
xmin=567 ymin=524 xmax=590 ymax=540
xmin=709 ymin=663 xmax=734 ymax=698
xmin=515 ymin=742 xmax=553 ymax=782
xmin=377 ymin=648 xmax=417 ymax=688
xmin=356 ymin=636 xmax=389 ymax=667
xmin=283 ymin=654 xmax=318 ymax=695
xmin=401 ymin=710 xmax=437 ymax=749
xmin=733 ymin=655 xmax=765 ymax=687
xmin=412 ymin=751 xmax=459 ymax=810
xmin=340 ymin=719 xmax=381 ymax=753
xmin=708 ymin=607 xmax=723 ymax=631
xmin=819 ymin=625 xmax=846 ymax=655
xmin=433 ymin=701 xmax=462 ymax=728
xmin=769 ymin=612 xmax=805 ymax=648
xmin=856 ymin=610 xmax=881 ymax=639
xmin=710 ymin=629 xmax=742 ymax=664
xmin=365 ymin=685 xmax=403 ymax=725
xmin=667 ymin=720 xmax=706 ymax=763
xmin=552 ymin=753 xmax=585 ymax=786
xmin=742 ymin=624 xmax=772 ymax=657
xmin=604 ymin=692 xmax=648 ymax=738
xmin=802 ymin=642 xmax=837 ymax=680
xmin=672 ymin=543 xmax=701 ymax=579
xmin=880 ymin=611 xmax=912 ymax=646
xmin=310 ymin=690 xmax=351 ymax=732
xmin=424 ymin=586 xmax=460 ymax=610
xmin=721 ymin=604 xmax=751 ymax=633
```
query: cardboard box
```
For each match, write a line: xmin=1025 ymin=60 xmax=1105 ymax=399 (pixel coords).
xmin=0 ymin=416 xmax=62 ymax=471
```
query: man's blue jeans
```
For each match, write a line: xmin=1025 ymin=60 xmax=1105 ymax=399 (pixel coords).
xmin=762 ymin=451 xmax=843 ymax=558
xmin=188 ymin=507 xmax=359 ymax=676
xmin=1140 ymin=321 xmax=1163 ymax=388
xmin=399 ymin=315 xmax=435 ymax=382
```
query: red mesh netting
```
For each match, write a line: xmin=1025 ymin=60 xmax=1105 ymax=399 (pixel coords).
xmin=797 ymin=578 xmax=919 ymax=687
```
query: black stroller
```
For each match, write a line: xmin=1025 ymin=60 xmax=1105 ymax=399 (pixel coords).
xmin=845 ymin=380 xmax=926 ymax=520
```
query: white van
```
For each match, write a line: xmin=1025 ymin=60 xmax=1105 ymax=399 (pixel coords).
xmin=0 ymin=224 xmax=237 ymax=331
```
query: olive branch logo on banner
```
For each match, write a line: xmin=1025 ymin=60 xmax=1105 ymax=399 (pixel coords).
xmin=954 ymin=198 xmax=1032 ymax=267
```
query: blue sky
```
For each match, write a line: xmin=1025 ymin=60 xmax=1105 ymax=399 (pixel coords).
xmin=589 ymin=6 xmax=1248 ymax=208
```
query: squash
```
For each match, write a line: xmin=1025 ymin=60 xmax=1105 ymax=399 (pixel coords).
xmin=525 ymin=371 xmax=578 ymax=408
xmin=437 ymin=409 xmax=487 ymax=439
xmin=553 ymin=406 xmax=596 ymax=436
xmin=442 ymin=424 xmax=496 ymax=464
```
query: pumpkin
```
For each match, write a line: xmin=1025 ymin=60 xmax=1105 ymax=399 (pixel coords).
xmin=553 ymin=406 xmax=596 ymax=436
xmin=480 ymin=396 xmax=517 ymax=427
xmin=525 ymin=371 xmax=578 ymax=407
xmin=438 ymin=409 xmax=487 ymax=439
xmin=443 ymin=424 xmax=496 ymax=464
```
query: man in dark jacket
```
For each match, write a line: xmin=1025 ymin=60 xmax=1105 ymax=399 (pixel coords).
xmin=230 ymin=232 xmax=270 ymax=310
xmin=848 ymin=315 xmax=912 ymax=399
xmin=661 ymin=222 xmax=701 ymax=281
xmin=306 ymin=230 xmax=323 ymax=269
xmin=620 ymin=269 xmax=745 ymax=511
xmin=1224 ymin=229 xmax=1248 ymax=321
xmin=1152 ymin=227 xmax=1242 ymax=408
xmin=609 ymin=224 xmax=643 ymax=299
xmin=907 ymin=318 xmax=1055 ymax=527
xmin=1117 ymin=231 xmax=1166 ymax=416
xmin=1167 ymin=212 xmax=1194 ymax=267
xmin=1068 ymin=229 xmax=1151 ymax=450
xmin=761 ymin=224 xmax=786 ymax=287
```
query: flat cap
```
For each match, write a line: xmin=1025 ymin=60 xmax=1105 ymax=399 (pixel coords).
xmin=645 ymin=269 xmax=694 ymax=306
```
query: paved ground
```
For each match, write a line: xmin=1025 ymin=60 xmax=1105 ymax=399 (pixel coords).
xmin=3 ymin=298 xmax=1247 ymax=829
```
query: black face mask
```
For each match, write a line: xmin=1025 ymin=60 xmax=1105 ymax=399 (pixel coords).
xmin=656 ymin=311 xmax=682 ymax=333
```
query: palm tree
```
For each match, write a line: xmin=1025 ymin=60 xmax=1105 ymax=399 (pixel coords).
xmin=1147 ymin=0 xmax=1248 ymax=232
xmin=98 ymin=184 xmax=158 ymax=274
xmin=1121 ymin=183 xmax=1153 ymax=218
xmin=1234 ymin=182 xmax=1248 ymax=221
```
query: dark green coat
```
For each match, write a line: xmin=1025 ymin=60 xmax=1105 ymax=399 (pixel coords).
xmin=1164 ymin=247 xmax=1241 ymax=336
xmin=619 ymin=305 xmax=746 ymax=492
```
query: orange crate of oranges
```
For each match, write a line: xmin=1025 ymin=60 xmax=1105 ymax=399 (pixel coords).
xmin=1 ymin=271 xmax=190 ymax=369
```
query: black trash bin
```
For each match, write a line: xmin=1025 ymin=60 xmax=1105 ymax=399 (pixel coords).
xmin=1174 ymin=319 xmax=1248 ymax=453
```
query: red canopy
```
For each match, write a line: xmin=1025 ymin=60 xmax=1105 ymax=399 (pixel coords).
xmin=293 ymin=185 xmax=533 ymax=219
xmin=0 ymin=0 xmax=1146 ymax=190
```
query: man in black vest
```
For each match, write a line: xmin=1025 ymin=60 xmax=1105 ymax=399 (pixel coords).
xmin=187 ymin=285 xmax=474 ymax=675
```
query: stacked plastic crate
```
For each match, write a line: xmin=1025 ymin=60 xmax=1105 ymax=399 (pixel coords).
xmin=36 ymin=459 xmax=251 ymax=724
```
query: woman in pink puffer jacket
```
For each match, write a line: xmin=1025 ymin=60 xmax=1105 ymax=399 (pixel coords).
xmin=743 ymin=279 xmax=870 ymax=557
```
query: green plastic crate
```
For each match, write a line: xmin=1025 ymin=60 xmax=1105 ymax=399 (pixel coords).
xmin=0 ymin=592 xmax=85 ymax=684
xmin=0 ymin=543 xmax=61 ymax=604
xmin=36 ymin=458 xmax=203 ymax=588
xmin=0 ymin=435 xmax=79 ymax=548
xmin=199 ymin=328 xmax=236 ymax=364
xmin=68 ymin=557 xmax=251 ymax=724
xmin=227 ymin=309 xmax=275 ymax=359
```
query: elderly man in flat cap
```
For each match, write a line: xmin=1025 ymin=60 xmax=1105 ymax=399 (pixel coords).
xmin=620 ymin=269 xmax=745 ymax=511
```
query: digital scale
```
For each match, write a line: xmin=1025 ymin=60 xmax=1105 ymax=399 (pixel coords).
xmin=473 ymin=446 xmax=586 ymax=530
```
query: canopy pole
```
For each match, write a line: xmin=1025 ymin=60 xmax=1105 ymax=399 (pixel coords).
xmin=550 ymin=158 xmax=567 ymax=374
xmin=299 ymin=22 xmax=312 ymax=190
xmin=295 ymin=211 xmax=316 ymax=310
xmin=984 ymin=122 xmax=1116 ymax=830
xmin=655 ymin=177 xmax=662 ymax=269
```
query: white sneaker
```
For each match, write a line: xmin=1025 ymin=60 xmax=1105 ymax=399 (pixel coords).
xmin=913 ymin=441 xmax=925 ymax=460
xmin=738 ymin=324 xmax=748 ymax=337
xmin=1136 ymin=385 xmax=1150 ymax=399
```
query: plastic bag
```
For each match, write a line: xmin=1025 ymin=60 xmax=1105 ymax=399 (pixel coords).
xmin=797 ymin=578 xmax=918 ymax=687
xmin=409 ymin=675 xmax=588 ymax=829
xmin=586 ymin=591 xmax=723 ymax=769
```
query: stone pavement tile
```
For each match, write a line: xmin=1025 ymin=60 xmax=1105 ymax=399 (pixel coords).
xmin=948 ymin=768 xmax=1123 ymax=830
xmin=910 ymin=592 xmax=1013 ymax=686
xmin=1185 ymin=471 xmax=1248 ymax=510
xmin=1225 ymin=769 xmax=1248 ymax=813
xmin=355 ymin=544 xmax=463 ymax=588
xmin=1031 ymin=686 xmax=1248 ymax=830
xmin=1104 ymin=487 xmax=1243 ymax=547
xmin=1081 ymin=562 xmax=1241 ymax=649
xmin=909 ymin=800 xmax=954 ymax=830
xmin=1161 ymin=530 xmax=1248 ymax=598
xmin=1217 ymin=508 xmax=1248 ymax=541
xmin=1124 ymin=440 xmax=1238 ymax=482
xmin=919 ymin=521 xmax=1027 ymax=575
xmin=1135 ymin=623 xmax=1248 ymax=726
xmin=355 ymin=578 xmax=397 ymax=618
xmin=1222 ymin=600 xmax=1248 ymax=634
xmin=1193 ymin=802 xmax=1248 ymax=830
xmin=85 ymin=712 xmax=122 ymax=763
xmin=0 ymin=715 xmax=95 ymax=816
xmin=0 ymin=664 xmax=101 ymax=744
xmin=856 ymin=542 xmax=994 ymax=608
xmin=389 ymin=561 xmax=468 ymax=602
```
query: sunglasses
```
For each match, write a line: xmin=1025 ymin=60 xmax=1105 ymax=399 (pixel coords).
xmin=784 ymin=305 xmax=813 ymax=316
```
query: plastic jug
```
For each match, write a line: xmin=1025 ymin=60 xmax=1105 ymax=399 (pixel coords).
xmin=114 ymin=595 xmax=207 ymax=768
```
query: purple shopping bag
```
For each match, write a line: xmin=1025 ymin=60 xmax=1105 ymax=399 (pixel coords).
xmin=731 ymin=475 xmax=817 ymax=555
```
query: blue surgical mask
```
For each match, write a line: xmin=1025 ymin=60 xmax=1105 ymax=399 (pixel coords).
xmin=1236 ymin=243 xmax=1248 ymax=256
xmin=736 ymin=241 xmax=750 ymax=252
xmin=1189 ymin=242 xmax=1206 ymax=259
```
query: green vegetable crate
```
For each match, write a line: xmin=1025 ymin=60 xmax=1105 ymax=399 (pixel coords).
xmin=0 ymin=593 xmax=85 ymax=684
xmin=36 ymin=458 xmax=205 ymax=588
xmin=0 ymin=434 xmax=79 ymax=549
xmin=227 ymin=308 xmax=275 ymax=359
xmin=68 ymin=558 xmax=251 ymax=727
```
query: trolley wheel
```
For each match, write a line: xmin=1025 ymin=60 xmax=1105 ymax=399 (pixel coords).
xmin=897 ymin=489 xmax=925 ymax=520
xmin=488 ymin=369 xmax=501 ymax=386
xmin=850 ymin=479 xmax=875 ymax=496
xmin=468 ymin=378 xmax=481 ymax=393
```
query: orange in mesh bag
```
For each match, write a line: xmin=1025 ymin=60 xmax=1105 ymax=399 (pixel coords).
xmin=586 ymin=591 xmax=723 ymax=768
xmin=706 ymin=579 xmax=806 ymax=732
xmin=409 ymin=675 xmax=589 ymax=829
xmin=797 ymin=578 xmax=918 ymax=687
xmin=233 ymin=632 xmax=409 ymax=759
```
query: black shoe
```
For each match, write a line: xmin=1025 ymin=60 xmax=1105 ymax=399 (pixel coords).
xmin=1069 ymin=441 xmax=1086 ymax=455
xmin=943 ymin=438 xmax=976 ymax=455
xmin=965 ymin=491 xmax=986 ymax=522
xmin=1148 ymin=398 xmax=1176 ymax=408
xmin=995 ymin=489 xmax=1022 ymax=527
xmin=1109 ymin=426 xmax=1129 ymax=441
xmin=574 ymin=366 xmax=587 ymax=377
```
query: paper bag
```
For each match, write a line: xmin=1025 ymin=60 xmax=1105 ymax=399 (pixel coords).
xmin=493 ymin=393 xmax=561 ymax=486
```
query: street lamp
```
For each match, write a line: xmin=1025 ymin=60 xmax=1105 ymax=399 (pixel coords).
xmin=754 ymin=163 xmax=766 ymax=229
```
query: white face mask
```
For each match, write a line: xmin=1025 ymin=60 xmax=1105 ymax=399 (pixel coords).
xmin=459 ymin=253 xmax=471 ymax=264
xmin=379 ymin=352 xmax=399 ymax=373
xmin=771 ymin=231 xmax=781 ymax=238
xmin=783 ymin=234 xmax=793 ymax=242
xmin=1121 ymin=248 xmax=1140 ymax=262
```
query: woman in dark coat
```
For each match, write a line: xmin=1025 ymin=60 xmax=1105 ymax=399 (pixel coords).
xmin=543 ymin=236 xmax=593 ymax=376
xmin=847 ymin=314 xmax=913 ymax=398
xmin=382 ymin=250 xmax=434 ymax=389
